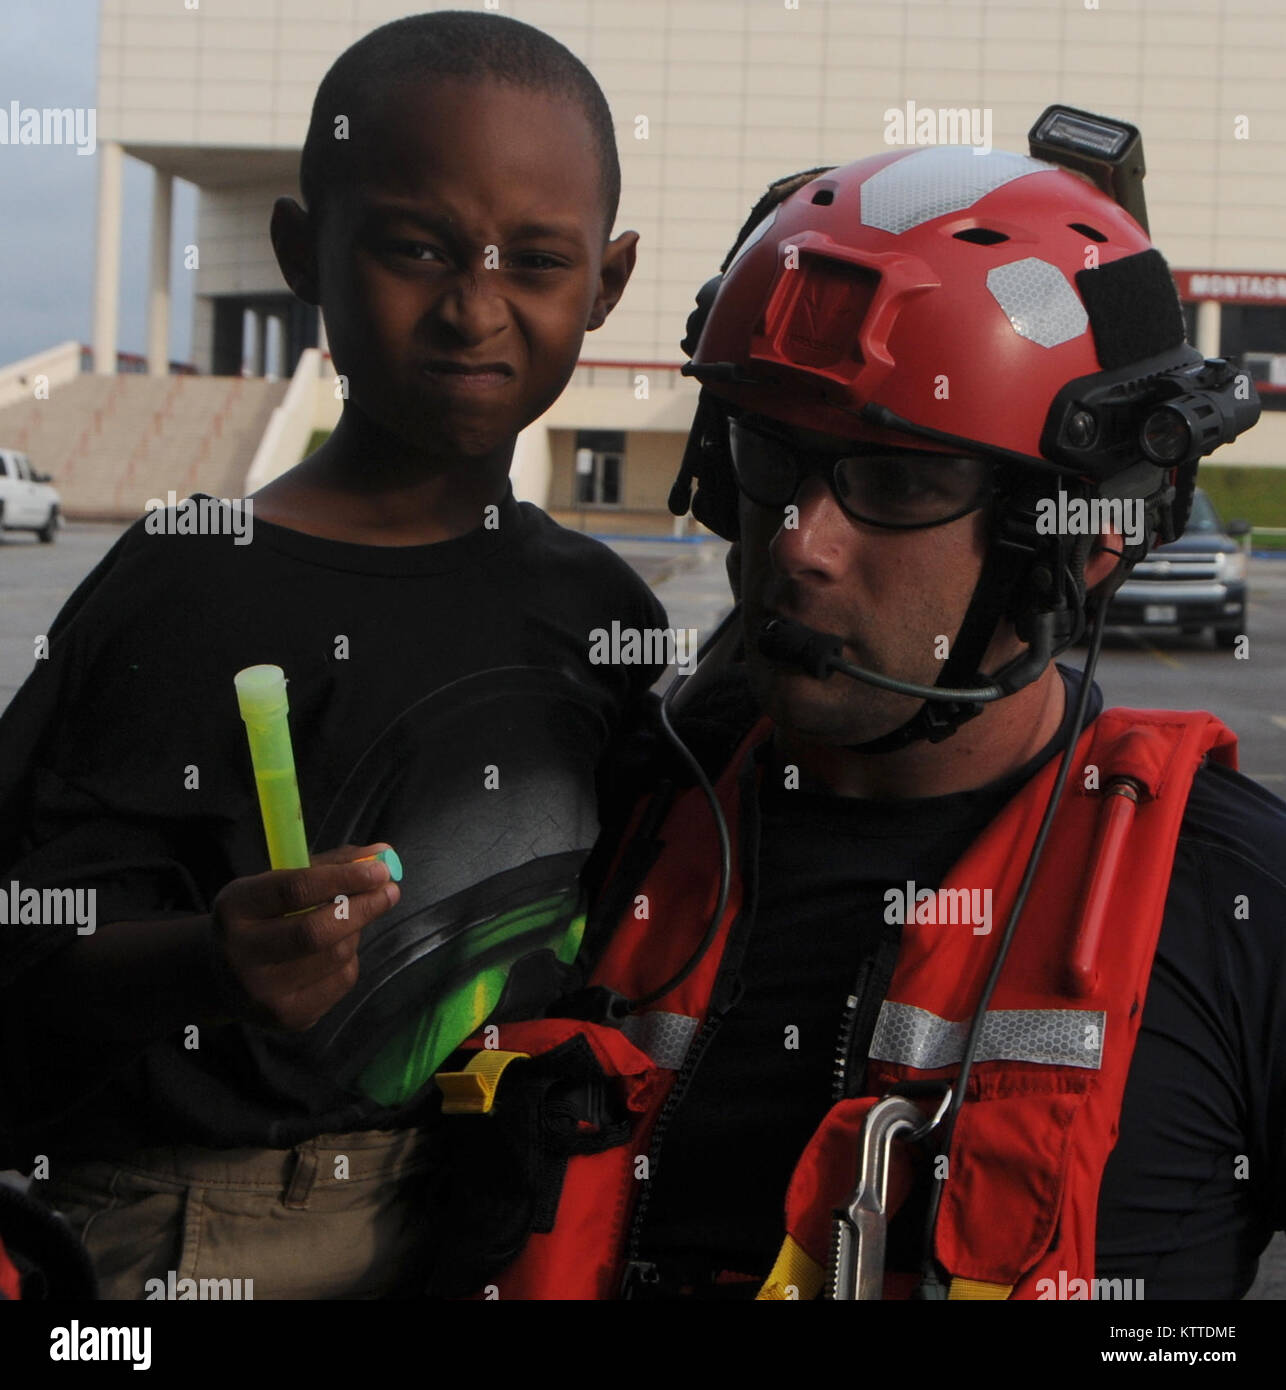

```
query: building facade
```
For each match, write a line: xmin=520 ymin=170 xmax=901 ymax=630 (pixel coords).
xmin=91 ymin=0 xmax=1286 ymax=522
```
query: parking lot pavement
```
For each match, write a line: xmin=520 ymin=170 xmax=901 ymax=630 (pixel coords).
xmin=1089 ymin=561 xmax=1286 ymax=790
xmin=3 ymin=522 xmax=1283 ymax=1296
xmin=612 ymin=536 xmax=735 ymax=679
xmin=0 ymin=521 xmax=127 ymax=709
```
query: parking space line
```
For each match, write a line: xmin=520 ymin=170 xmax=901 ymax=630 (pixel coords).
xmin=1115 ymin=629 xmax=1184 ymax=670
xmin=1271 ymin=716 xmax=1286 ymax=732
xmin=1142 ymin=643 xmax=1183 ymax=671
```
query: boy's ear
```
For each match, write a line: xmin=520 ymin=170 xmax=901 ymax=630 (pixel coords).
xmin=586 ymin=229 xmax=638 ymax=332
xmin=270 ymin=196 xmax=320 ymax=306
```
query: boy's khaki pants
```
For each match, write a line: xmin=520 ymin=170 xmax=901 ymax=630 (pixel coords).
xmin=32 ymin=1126 xmax=444 ymax=1300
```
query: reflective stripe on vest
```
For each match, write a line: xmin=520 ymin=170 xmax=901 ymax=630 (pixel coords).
xmin=870 ymin=1000 xmax=1107 ymax=1071
xmin=620 ymin=1011 xmax=700 ymax=1070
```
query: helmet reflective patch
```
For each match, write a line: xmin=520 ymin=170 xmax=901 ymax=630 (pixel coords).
xmin=860 ymin=146 xmax=1057 ymax=235
xmin=986 ymin=257 xmax=1089 ymax=349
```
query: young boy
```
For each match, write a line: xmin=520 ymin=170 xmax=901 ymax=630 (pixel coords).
xmin=0 ymin=12 xmax=664 ymax=1299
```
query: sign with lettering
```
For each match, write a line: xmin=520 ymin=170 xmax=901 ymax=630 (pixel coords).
xmin=1174 ymin=270 xmax=1286 ymax=305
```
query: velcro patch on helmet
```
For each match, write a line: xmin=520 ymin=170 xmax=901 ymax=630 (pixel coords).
xmin=1075 ymin=249 xmax=1187 ymax=371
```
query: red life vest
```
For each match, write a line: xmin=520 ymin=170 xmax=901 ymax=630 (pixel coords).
xmin=442 ymin=707 xmax=1236 ymax=1300
xmin=0 ymin=1234 xmax=20 ymax=1301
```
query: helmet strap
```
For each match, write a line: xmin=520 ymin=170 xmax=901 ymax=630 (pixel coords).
xmin=841 ymin=484 xmax=1073 ymax=755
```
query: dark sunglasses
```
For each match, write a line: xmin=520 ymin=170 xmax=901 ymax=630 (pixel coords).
xmin=728 ymin=415 xmax=996 ymax=530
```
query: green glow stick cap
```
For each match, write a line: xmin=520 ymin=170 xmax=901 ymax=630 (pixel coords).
xmin=235 ymin=664 xmax=289 ymax=723
xmin=375 ymin=848 xmax=403 ymax=882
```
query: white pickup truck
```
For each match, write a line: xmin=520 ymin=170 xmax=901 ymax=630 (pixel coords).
xmin=0 ymin=448 xmax=60 ymax=542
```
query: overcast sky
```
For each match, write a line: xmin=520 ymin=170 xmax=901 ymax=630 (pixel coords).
xmin=0 ymin=0 xmax=197 ymax=367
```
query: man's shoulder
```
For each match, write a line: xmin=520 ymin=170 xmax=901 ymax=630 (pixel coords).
xmin=1179 ymin=757 xmax=1286 ymax=885
xmin=1089 ymin=703 xmax=1286 ymax=878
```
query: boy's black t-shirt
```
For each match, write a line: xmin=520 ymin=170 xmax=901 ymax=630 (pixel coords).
xmin=0 ymin=488 xmax=666 ymax=1160
xmin=635 ymin=673 xmax=1286 ymax=1299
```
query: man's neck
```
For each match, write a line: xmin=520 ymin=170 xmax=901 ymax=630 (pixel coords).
xmin=776 ymin=663 xmax=1069 ymax=800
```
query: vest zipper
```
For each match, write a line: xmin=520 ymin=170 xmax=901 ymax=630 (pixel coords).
xmin=619 ymin=740 xmax=762 ymax=1297
xmin=624 ymin=930 xmax=887 ymax=1297
xmin=833 ymin=925 xmax=903 ymax=1101
xmin=621 ymin=923 xmax=896 ymax=1291
xmin=832 ymin=988 xmax=863 ymax=1103
xmin=618 ymin=1010 xmax=726 ymax=1296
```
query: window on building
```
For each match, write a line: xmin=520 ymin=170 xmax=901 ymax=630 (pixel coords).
xmin=1221 ymin=304 xmax=1286 ymax=412
xmin=574 ymin=429 xmax=625 ymax=505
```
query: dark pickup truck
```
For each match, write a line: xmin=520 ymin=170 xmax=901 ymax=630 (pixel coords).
xmin=1106 ymin=488 xmax=1250 ymax=649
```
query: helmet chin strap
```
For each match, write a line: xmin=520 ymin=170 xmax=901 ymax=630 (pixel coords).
xmin=839 ymin=490 xmax=1084 ymax=755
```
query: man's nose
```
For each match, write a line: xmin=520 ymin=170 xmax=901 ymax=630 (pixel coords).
xmin=430 ymin=268 xmax=509 ymax=344
xmin=768 ymin=474 xmax=856 ymax=580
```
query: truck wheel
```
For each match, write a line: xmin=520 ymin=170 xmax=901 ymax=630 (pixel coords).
xmin=1214 ymin=625 xmax=1242 ymax=651
xmin=37 ymin=506 xmax=58 ymax=543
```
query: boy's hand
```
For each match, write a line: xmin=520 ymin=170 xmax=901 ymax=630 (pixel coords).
xmin=209 ymin=844 xmax=400 ymax=1032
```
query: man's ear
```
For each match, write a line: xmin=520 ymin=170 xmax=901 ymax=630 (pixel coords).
xmin=270 ymin=197 xmax=320 ymax=305
xmin=586 ymin=229 xmax=638 ymax=331
xmin=1085 ymin=525 xmax=1126 ymax=593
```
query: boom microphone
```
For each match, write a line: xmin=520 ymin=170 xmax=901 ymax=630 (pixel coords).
xmin=757 ymin=615 xmax=1052 ymax=703
xmin=757 ymin=616 xmax=844 ymax=680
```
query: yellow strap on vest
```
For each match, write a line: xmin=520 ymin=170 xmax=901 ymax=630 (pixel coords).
xmin=948 ymin=1276 xmax=1013 ymax=1300
xmin=756 ymin=1242 xmax=1014 ymax=1302
xmin=435 ymin=1049 xmax=530 ymax=1115
xmin=755 ymin=1235 xmax=826 ymax=1301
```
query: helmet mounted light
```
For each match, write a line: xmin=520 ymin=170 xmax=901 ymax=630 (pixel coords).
xmin=1027 ymin=105 xmax=1148 ymax=234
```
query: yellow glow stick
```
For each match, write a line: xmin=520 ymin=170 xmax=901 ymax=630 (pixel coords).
xmin=234 ymin=664 xmax=311 ymax=871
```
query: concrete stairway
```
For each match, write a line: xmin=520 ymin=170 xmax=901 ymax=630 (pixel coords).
xmin=0 ymin=374 xmax=288 ymax=519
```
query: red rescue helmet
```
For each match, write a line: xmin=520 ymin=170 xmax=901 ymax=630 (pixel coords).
xmin=669 ymin=138 xmax=1259 ymax=752
xmin=675 ymin=144 xmax=1257 ymax=545
xmin=687 ymin=146 xmax=1164 ymax=457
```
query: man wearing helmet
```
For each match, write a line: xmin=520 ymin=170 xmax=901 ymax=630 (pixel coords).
xmin=431 ymin=129 xmax=1282 ymax=1303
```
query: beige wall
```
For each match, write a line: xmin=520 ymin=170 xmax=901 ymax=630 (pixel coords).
xmin=98 ymin=0 xmax=1285 ymax=468
xmin=100 ymin=0 xmax=1286 ymax=367
xmin=548 ymin=428 xmax=577 ymax=510
xmin=195 ymin=184 xmax=297 ymax=299
xmin=626 ymin=430 xmax=688 ymax=510
xmin=548 ymin=427 xmax=688 ymax=511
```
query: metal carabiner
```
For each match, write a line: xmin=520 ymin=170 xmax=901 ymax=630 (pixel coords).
xmin=829 ymin=1087 xmax=953 ymax=1301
